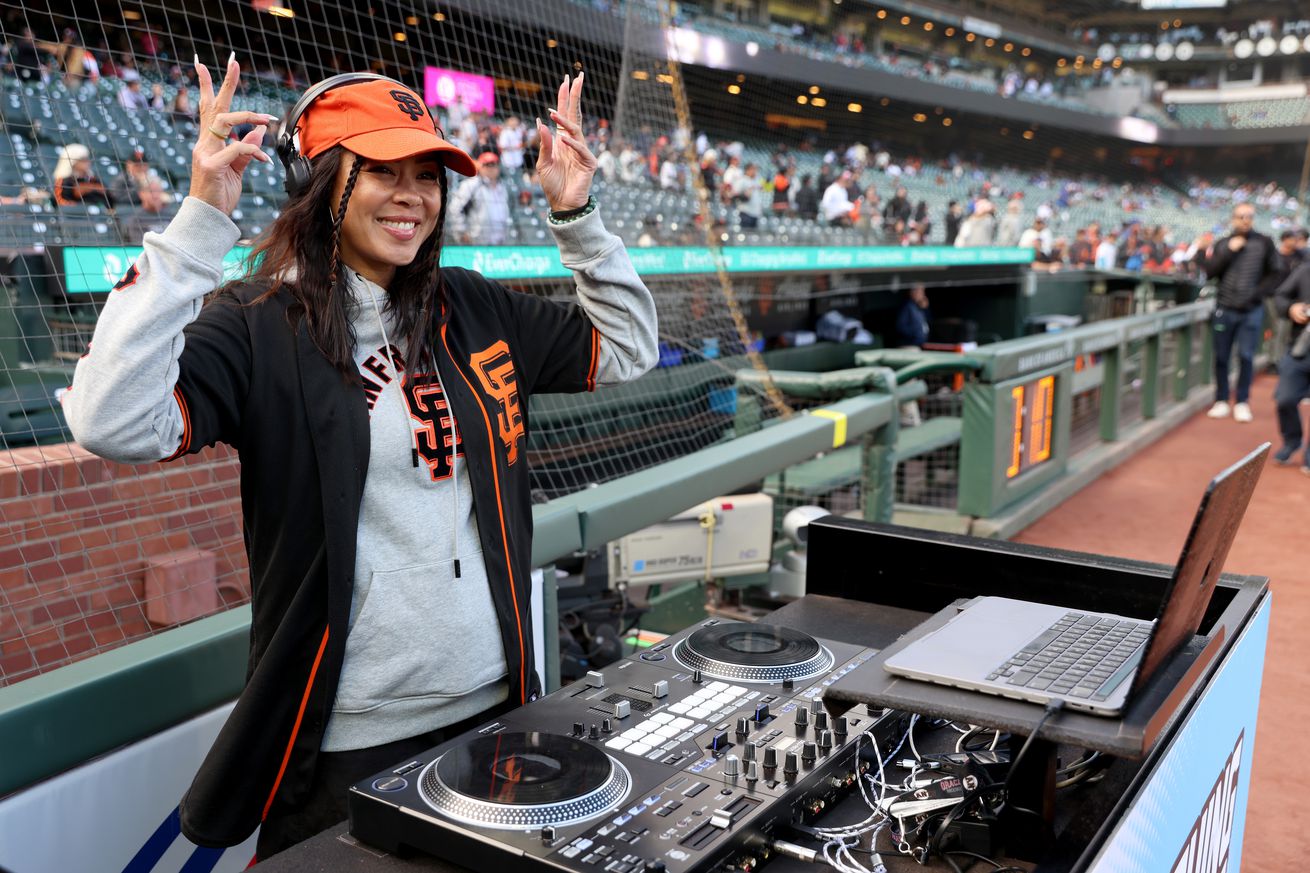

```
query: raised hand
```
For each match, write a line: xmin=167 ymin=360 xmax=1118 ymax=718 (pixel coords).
xmin=189 ymin=53 xmax=275 ymax=216
xmin=535 ymin=72 xmax=597 ymax=213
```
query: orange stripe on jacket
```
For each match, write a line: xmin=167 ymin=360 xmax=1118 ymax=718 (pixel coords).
xmin=441 ymin=323 xmax=528 ymax=702
xmin=163 ymin=387 xmax=192 ymax=461
xmin=586 ymin=328 xmax=600 ymax=392
xmin=261 ymin=626 xmax=331 ymax=821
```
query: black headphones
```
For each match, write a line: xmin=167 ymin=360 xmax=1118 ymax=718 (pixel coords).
xmin=275 ymin=72 xmax=444 ymax=198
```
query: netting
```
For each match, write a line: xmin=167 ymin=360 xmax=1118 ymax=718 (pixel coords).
xmin=0 ymin=0 xmax=1299 ymax=683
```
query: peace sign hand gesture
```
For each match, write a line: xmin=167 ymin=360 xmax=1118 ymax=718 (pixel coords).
xmin=189 ymin=53 xmax=276 ymax=216
xmin=536 ymin=72 xmax=597 ymax=213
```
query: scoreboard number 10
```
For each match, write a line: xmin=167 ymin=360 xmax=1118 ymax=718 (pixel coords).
xmin=1006 ymin=374 xmax=1056 ymax=479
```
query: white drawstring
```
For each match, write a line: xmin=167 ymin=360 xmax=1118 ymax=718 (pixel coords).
xmin=361 ymin=275 xmax=462 ymax=578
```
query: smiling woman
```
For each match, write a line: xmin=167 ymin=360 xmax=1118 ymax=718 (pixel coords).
xmin=61 ymin=58 xmax=658 ymax=861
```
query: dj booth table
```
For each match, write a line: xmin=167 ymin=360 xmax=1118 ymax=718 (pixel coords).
xmin=254 ymin=518 xmax=1269 ymax=873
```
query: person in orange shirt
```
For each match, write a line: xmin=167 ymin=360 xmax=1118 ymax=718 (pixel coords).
xmin=52 ymin=144 xmax=112 ymax=209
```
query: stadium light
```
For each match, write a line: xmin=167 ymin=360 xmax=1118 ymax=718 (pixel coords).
xmin=746 ymin=41 xmax=759 ymax=56
xmin=432 ymin=12 xmax=445 ymax=21
xmin=913 ymin=113 xmax=927 ymax=122
xmin=901 ymin=16 xmax=911 ymax=25
xmin=394 ymin=31 xmax=406 ymax=42
xmin=924 ymin=22 xmax=933 ymax=31
xmin=1155 ymin=43 xmax=1173 ymax=60
xmin=1003 ymin=42 xmax=1013 ymax=52
xmin=631 ymin=70 xmax=649 ymax=80
xmin=1057 ymin=58 xmax=1067 ymax=67
xmin=547 ymin=39 xmax=558 ymax=48
xmin=1233 ymin=39 xmax=1253 ymax=58
xmin=797 ymin=95 xmax=808 ymax=104
xmin=405 ymin=15 xmax=418 ymax=25
xmin=848 ymin=103 xmax=862 ymax=112
xmin=267 ymin=5 xmax=294 ymax=16
xmin=123 ymin=9 xmax=142 ymax=19
xmin=1256 ymin=36 xmax=1276 ymax=56
xmin=809 ymin=85 xmax=820 ymax=94
xmin=880 ymin=97 xmax=890 ymax=106
xmin=877 ymin=9 xmax=887 ymax=19
xmin=1023 ymin=130 xmax=1035 ymax=140
xmin=985 ymin=38 xmax=996 ymax=47
xmin=812 ymin=97 xmax=827 ymax=107
xmin=1175 ymin=41 xmax=1194 ymax=60
xmin=945 ymin=27 xmax=955 ymax=36
xmin=727 ymin=84 xmax=741 ymax=95
xmin=1021 ymin=47 xmax=1031 ymax=56
xmin=1281 ymin=35 xmax=1300 ymax=55
xmin=942 ymin=117 xmax=952 ymax=126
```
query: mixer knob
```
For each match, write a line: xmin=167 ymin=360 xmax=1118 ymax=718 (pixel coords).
xmin=652 ymin=679 xmax=669 ymax=698
xmin=613 ymin=700 xmax=631 ymax=719
xmin=743 ymin=741 xmax=758 ymax=762
xmin=783 ymin=752 xmax=799 ymax=779
xmin=814 ymin=710 xmax=828 ymax=732
xmin=589 ymin=724 xmax=600 ymax=740
xmin=745 ymin=760 xmax=759 ymax=783
xmin=782 ymin=678 xmax=794 ymax=691
xmin=644 ymin=863 xmax=667 ymax=873
xmin=735 ymin=717 xmax=751 ymax=737
xmin=810 ymin=696 xmax=823 ymax=715
xmin=763 ymin=747 xmax=778 ymax=769
xmin=724 ymin=755 xmax=740 ymax=778
xmin=573 ymin=722 xmax=584 ymax=737
xmin=802 ymin=742 xmax=817 ymax=764
xmin=794 ymin=708 xmax=808 ymax=727
xmin=834 ymin=716 xmax=848 ymax=738
xmin=692 ymin=669 xmax=703 ymax=684
xmin=753 ymin=702 xmax=770 ymax=722
xmin=818 ymin=730 xmax=833 ymax=750
xmin=602 ymin=718 xmax=613 ymax=734
xmin=585 ymin=670 xmax=605 ymax=688
xmin=542 ymin=825 xmax=557 ymax=844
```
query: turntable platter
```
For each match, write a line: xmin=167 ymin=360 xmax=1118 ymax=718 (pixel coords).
xmin=672 ymin=622 xmax=835 ymax=683
xmin=421 ymin=732 xmax=631 ymax=829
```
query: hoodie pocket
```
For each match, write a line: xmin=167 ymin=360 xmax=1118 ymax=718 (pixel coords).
xmin=333 ymin=558 xmax=507 ymax=713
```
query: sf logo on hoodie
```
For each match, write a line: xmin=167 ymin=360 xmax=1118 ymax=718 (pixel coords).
xmin=469 ymin=341 xmax=524 ymax=465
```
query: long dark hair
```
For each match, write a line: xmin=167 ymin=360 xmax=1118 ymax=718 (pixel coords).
xmin=244 ymin=145 xmax=451 ymax=377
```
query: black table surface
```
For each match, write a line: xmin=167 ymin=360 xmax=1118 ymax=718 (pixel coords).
xmin=254 ymin=596 xmax=1055 ymax=872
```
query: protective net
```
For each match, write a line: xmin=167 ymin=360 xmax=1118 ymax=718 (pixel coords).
xmin=0 ymin=0 xmax=1302 ymax=683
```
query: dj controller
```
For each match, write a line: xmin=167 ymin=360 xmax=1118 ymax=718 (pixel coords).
xmin=349 ymin=619 xmax=908 ymax=873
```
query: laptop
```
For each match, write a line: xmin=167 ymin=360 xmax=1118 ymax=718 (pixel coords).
xmin=883 ymin=442 xmax=1269 ymax=716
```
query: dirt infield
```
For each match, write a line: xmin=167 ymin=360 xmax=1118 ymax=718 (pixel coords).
xmin=1012 ymin=373 xmax=1308 ymax=871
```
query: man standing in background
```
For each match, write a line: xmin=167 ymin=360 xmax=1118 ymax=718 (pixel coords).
xmin=1201 ymin=204 xmax=1284 ymax=423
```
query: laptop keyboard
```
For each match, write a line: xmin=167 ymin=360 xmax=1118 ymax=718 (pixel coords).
xmin=985 ymin=612 xmax=1151 ymax=701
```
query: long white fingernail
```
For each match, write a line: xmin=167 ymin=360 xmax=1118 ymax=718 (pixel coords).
xmin=228 ymin=51 xmax=236 ymax=67
xmin=193 ymin=53 xmax=200 ymax=67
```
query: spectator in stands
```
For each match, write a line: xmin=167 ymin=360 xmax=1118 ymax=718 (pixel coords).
xmin=53 ymin=144 xmax=112 ymax=209
xmin=944 ymin=200 xmax=963 ymax=246
xmin=595 ymin=144 xmax=617 ymax=182
xmin=148 ymin=82 xmax=166 ymax=111
xmin=0 ymin=186 xmax=50 ymax=207
xmin=12 ymin=27 xmax=47 ymax=80
xmin=618 ymin=143 xmax=644 ymax=185
xmin=118 ymin=78 xmax=149 ymax=111
xmin=954 ymin=199 xmax=995 ymax=247
xmin=883 ymin=186 xmax=912 ymax=238
xmin=911 ymin=201 xmax=931 ymax=243
xmin=822 ymin=171 xmax=856 ymax=227
xmin=1263 ymin=229 xmax=1306 ymax=366
xmin=120 ymin=179 xmax=174 ymax=243
xmin=498 ymin=116 xmax=525 ymax=173
xmin=111 ymin=147 xmax=153 ymax=206
xmin=1018 ymin=217 xmax=1052 ymax=258
xmin=996 ymin=199 xmax=1025 ymax=247
xmin=1201 ymin=203 xmax=1284 ymax=423
xmin=450 ymin=151 xmax=510 ymax=245
xmin=1068 ymin=228 xmax=1094 ymax=267
xmin=171 ymin=87 xmax=194 ymax=120
xmin=1272 ymin=262 xmax=1310 ymax=470
xmin=794 ymin=174 xmax=819 ymax=221
xmin=659 ymin=150 xmax=684 ymax=191
xmin=771 ymin=165 xmax=792 ymax=215
xmin=1094 ymin=231 xmax=1119 ymax=270
xmin=720 ymin=155 xmax=743 ymax=203
xmin=64 ymin=61 xmax=656 ymax=862
xmin=733 ymin=162 xmax=764 ymax=229
xmin=895 ymin=285 xmax=931 ymax=348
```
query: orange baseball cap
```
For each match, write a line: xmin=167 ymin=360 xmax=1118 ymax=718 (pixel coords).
xmin=297 ymin=79 xmax=477 ymax=176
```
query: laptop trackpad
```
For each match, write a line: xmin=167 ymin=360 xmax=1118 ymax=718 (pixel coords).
xmin=885 ymin=598 xmax=1072 ymax=682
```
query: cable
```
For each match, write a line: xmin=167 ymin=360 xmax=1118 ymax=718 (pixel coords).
xmin=945 ymin=851 xmax=1027 ymax=873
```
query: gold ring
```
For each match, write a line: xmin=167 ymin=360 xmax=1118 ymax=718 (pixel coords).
xmin=207 ymin=126 xmax=228 ymax=141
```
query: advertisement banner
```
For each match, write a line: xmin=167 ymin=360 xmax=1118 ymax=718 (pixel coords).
xmin=1085 ymin=594 xmax=1270 ymax=873
xmin=0 ymin=703 xmax=257 ymax=873
xmin=423 ymin=66 xmax=495 ymax=115
xmin=59 ymin=244 xmax=1035 ymax=295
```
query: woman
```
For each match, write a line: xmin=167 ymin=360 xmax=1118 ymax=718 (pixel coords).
xmin=53 ymin=143 xmax=113 ymax=208
xmin=64 ymin=56 xmax=657 ymax=859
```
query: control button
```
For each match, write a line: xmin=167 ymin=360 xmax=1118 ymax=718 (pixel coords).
xmin=709 ymin=731 xmax=729 ymax=752
xmin=735 ymin=717 xmax=751 ymax=737
xmin=573 ymin=838 xmax=595 ymax=852
xmin=613 ymin=700 xmax=631 ymax=719
xmin=581 ymin=853 xmax=600 ymax=865
xmin=763 ymin=747 xmax=778 ymax=769
xmin=574 ymin=722 xmax=585 ymax=737
xmin=753 ymin=702 xmax=770 ymax=722
xmin=645 ymin=862 xmax=667 ymax=872
xmin=814 ymin=710 xmax=828 ymax=732
xmin=639 ymin=652 xmax=666 ymax=662
xmin=723 ymin=754 xmax=740 ymax=777
xmin=683 ymin=781 xmax=708 ymax=797
xmin=597 ymin=824 xmax=616 ymax=836
xmin=586 ymin=670 xmax=605 ymax=687
xmin=653 ymin=680 xmax=669 ymax=698
xmin=590 ymin=724 xmax=601 ymax=740
xmin=802 ymin=742 xmax=817 ymax=764
xmin=371 ymin=776 xmax=407 ymax=792
xmin=602 ymin=718 xmax=613 ymax=734
xmin=612 ymin=814 xmax=632 ymax=826
xmin=834 ymin=716 xmax=848 ymax=738
xmin=783 ymin=751 xmax=799 ymax=780
xmin=810 ymin=696 xmax=823 ymax=715
xmin=542 ymin=825 xmax=558 ymax=845
xmin=561 ymin=846 xmax=582 ymax=859
xmin=782 ymin=678 xmax=794 ymax=690
xmin=743 ymin=741 xmax=758 ymax=762
xmin=794 ymin=708 xmax=808 ymax=728
xmin=818 ymin=730 xmax=834 ymax=751
xmin=710 ymin=810 xmax=733 ymax=829
xmin=692 ymin=669 xmax=703 ymax=684
xmin=745 ymin=760 xmax=759 ymax=783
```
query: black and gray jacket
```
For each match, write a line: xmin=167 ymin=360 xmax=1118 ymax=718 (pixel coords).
xmin=1201 ymin=231 xmax=1283 ymax=312
xmin=63 ymin=197 xmax=657 ymax=847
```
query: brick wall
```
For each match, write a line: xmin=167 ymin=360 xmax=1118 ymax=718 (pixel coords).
xmin=0 ymin=441 xmax=248 ymax=686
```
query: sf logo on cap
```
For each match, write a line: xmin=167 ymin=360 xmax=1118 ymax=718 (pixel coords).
xmin=390 ymin=89 xmax=425 ymax=121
